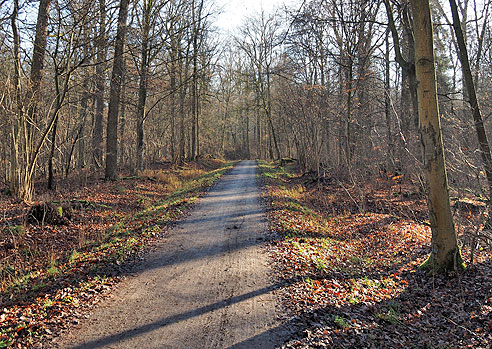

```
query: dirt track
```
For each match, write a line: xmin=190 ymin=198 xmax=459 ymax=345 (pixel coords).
xmin=58 ymin=160 xmax=284 ymax=348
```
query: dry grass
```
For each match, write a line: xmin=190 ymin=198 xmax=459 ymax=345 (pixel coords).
xmin=180 ymin=168 xmax=205 ymax=181
xmin=138 ymin=167 xmax=205 ymax=191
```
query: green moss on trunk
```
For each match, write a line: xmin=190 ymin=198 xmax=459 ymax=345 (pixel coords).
xmin=420 ymin=247 xmax=466 ymax=273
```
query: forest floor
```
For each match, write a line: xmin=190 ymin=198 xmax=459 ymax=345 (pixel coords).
xmin=0 ymin=159 xmax=236 ymax=348
xmin=1 ymin=160 xmax=492 ymax=348
xmin=259 ymin=161 xmax=492 ymax=348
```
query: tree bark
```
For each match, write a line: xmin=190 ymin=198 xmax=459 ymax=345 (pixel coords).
xmin=136 ymin=0 xmax=152 ymax=173
xmin=29 ymin=0 xmax=51 ymax=112
xmin=10 ymin=0 xmax=22 ymax=197
xmin=384 ymin=30 xmax=394 ymax=171
xmin=10 ymin=0 xmax=51 ymax=201
xmin=93 ymin=0 xmax=106 ymax=168
xmin=105 ymin=0 xmax=130 ymax=180
xmin=119 ymin=53 xmax=127 ymax=169
xmin=411 ymin=0 xmax=464 ymax=272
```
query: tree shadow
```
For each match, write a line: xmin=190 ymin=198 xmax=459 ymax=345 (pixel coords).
xmin=1 ymin=207 xmax=277 ymax=308
xmin=70 ymin=278 xmax=294 ymax=349
xmin=281 ymin=260 xmax=492 ymax=347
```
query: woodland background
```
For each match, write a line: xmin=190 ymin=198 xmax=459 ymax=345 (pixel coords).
xmin=1 ymin=0 xmax=491 ymax=203
xmin=1 ymin=0 xmax=492 ymax=346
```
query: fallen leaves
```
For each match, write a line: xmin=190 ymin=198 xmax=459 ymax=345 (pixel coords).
xmin=0 ymin=160 xmax=234 ymax=347
xmin=259 ymin=161 xmax=492 ymax=348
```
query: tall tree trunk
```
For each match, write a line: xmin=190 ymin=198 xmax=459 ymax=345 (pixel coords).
xmin=77 ymin=93 xmax=89 ymax=170
xmin=412 ymin=0 xmax=464 ymax=272
xmin=10 ymin=0 xmax=51 ymax=201
xmin=384 ymin=30 xmax=394 ymax=171
xmin=10 ymin=0 xmax=22 ymax=197
xmin=245 ymin=113 xmax=250 ymax=159
xmin=29 ymin=0 xmax=51 ymax=126
xmin=119 ymin=53 xmax=127 ymax=170
xmin=190 ymin=0 xmax=203 ymax=161
xmin=136 ymin=0 xmax=151 ymax=173
xmin=449 ymin=0 xmax=492 ymax=226
xmin=384 ymin=0 xmax=418 ymax=169
xmin=105 ymin=0 xmax=130 ymax=180
xmin=179 ymin=80 xmax=186 ymax=164
xmin=77 ymin=32 xmax=91 ymax=171
xmin=93 ymin=0 xmax=106 ymax=168
xmin=256 ymin=95 xmax=261 ymax=159
xmin=169 ymin=50 xmax=177 ymax=164
xmin=263 ymin=71 xmax=280 ymax=160
xmin=345 ymin=60 xmax=353 ymax=168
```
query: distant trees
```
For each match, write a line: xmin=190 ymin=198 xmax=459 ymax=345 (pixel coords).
xmin=236 ymin=11 xmax=283 ymax=161
xmin=448 ymin=0 xmax=492 ymax=226
xmin=212 ymin=0 xmax=490 ymax=269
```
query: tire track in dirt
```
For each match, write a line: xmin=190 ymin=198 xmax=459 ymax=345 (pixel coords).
xmin=57 ymin=160 xmax=284 ymax=349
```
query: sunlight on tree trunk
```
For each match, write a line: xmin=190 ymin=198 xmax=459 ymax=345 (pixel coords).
xmin=411 ymin=0 xmax=465 ymax=272
xmin=105 ymin=0 xmax=130 ymax=180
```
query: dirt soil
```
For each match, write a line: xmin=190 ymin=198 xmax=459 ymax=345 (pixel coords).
xmin=56 ymin=160 xmax=285 ymax=348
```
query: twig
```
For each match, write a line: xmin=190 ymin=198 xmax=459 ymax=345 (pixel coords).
xmin=334 ymin=177 xmax=362 ymax=214
xmin=444 ymin=316 xmax=484 ymax=339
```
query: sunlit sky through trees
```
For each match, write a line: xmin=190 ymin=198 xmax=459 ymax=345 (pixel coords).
xmin=214 ymin=0 xmax=295 ymax=34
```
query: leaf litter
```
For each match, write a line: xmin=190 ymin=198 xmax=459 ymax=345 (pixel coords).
xmin=259 ymin=161 xmax=492 ymax=348
xmin=0 ymin=159 xmax=234 ymax=348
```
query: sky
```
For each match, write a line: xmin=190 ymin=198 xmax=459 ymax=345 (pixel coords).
xmin=214 ymin=0 xmax=293 ymax=35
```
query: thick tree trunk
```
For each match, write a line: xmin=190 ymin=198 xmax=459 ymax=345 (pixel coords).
xmin=28 ymin=0 xmax=51 ymax=129
xmin=411 ymin=0 xmax=464 ymax=272
xmin=105 ymin=0 xmax=130 ymax=180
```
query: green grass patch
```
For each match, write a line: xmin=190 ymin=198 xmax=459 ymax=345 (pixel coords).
xmin=333 ymin=315 xmax=353 ymax=329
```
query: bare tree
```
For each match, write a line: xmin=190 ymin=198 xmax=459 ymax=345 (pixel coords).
xmin=105 ymin=0 xmax=131 ymax=180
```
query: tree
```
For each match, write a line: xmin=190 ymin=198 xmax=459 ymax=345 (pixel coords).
xmin=237 ymin=11 xmax=282 ymax=161
xmin=448 ymin=0 xmax=492 ymax=227
xmin=411 ymin=0 xmax=464 ymax=272
xmin=105 ymin=0 xmax=131 ymax=180
xmin=9 ymin=0 xmax=52 ymax=201
xmin=92 ymin=0 xmax=107 ymax=168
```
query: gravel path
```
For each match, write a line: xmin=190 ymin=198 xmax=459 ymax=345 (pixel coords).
xmin=57 ymin=160 xmax=284 ymax=349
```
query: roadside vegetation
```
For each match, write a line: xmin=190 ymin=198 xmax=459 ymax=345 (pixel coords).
xmin=0 ymin=159 xmax=234 ymax=347
xmin=259 ymin=160 xmax=492 ymax=348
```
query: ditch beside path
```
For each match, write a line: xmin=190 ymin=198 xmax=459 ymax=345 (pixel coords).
xmin=57 ymin=160 xmax=285 ymax=348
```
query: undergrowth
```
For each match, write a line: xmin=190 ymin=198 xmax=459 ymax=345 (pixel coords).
xmin=259 ymin=160 xmax=492 ymax=348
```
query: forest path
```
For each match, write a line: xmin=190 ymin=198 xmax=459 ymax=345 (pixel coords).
xmin=57 ymin=160 xmax=284 ymax=349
